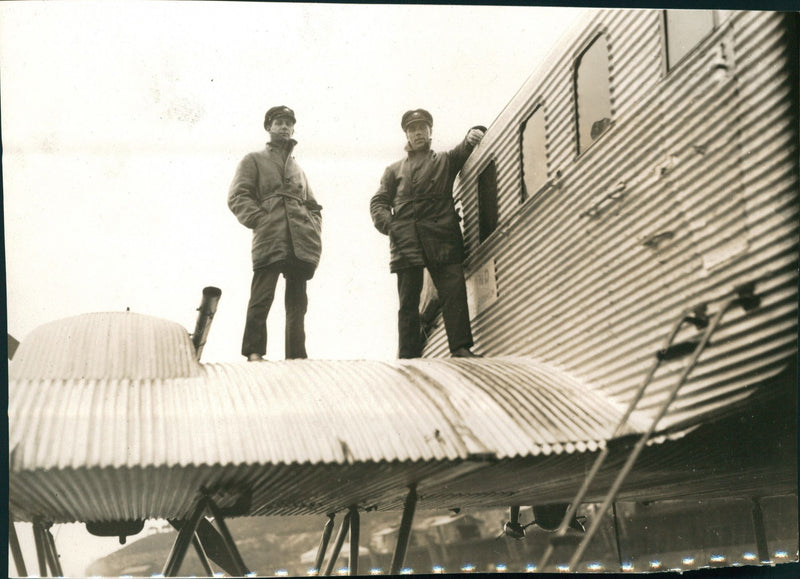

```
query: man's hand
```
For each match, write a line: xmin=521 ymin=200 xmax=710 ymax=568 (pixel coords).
xmin=466 ymin=127 xmax=485 ymax=146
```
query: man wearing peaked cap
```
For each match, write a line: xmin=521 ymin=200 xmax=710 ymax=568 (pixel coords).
xmin=228 ymin=106 xmax=323 ymax=361
xmin=264 ymin=105 xmax=296 ymax=128
xmin=370 ymin=109 xmax=486 ymax=358
xmin=401 ymin=109 xmax=433 ymax=130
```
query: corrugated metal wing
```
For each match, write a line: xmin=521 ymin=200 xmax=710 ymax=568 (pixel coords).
xmin=11 ymin=313 xmax=663 ymax=523
xmin=10 ymin=356 xmax=647 ymax=473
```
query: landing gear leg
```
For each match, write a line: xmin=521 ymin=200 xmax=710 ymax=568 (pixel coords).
xmin=349 ymin=506 xmax=360 ymax=576
xmin=206 ymin=494 xmax=250 ymax=575
xmin=9 ymin=514 xmax=28 ymax=577
xmin=32 ymin=521 xmax=48 ymax=577
xmin=163 ymin=494 xmax=250 ymax=577
xmin=163 ymin=498 xmax=208 ymax=577
xmin=390 ymin=484 xmax=418 ymax=575
xmin=751 ymin=497 xmax=771 ymax=563
xmin=43 ymin=524 xmax=64 ymax=577
xmin=313 ymin=513 xmax=336 ymax=574
xmin=191 ymin=534 xmax=214 ymax=576
xmin=324 ymin=510 xmax=352 ymax=576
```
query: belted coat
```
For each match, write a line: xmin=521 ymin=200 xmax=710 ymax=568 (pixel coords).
xmin=370 ymin=136 xmax=475 ymax=272
xmin=228 ymin=140 xmax=322 ymax=277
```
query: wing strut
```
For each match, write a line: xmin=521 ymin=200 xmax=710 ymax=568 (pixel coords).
xmin=31 ymin=519 xmax=64 ymax=577
xmin=9 ymin=513 xmax=28 ymax=577
xmin=540 ymin=284 xmax=759 ymax=571
xmin=313 ymin=513 xmax=336 ymax=573
xmin=390 ymin=484 xmax=419 ymax=574
xmin=163 ymin=493 xmax=250 ymax=577
xmin=315 ymin=505 xmax=362 ymax=576
xmin=349 ymin=506 xmax=361 ymax=575
xmin=32 ymin=522 xmax=48 ymax=576
xmin=323 ymin=509 xmax=352 ymax=575
xmin=750 ymin=497 xmax=771 ymax=563
xmin=190 ymin=533 xmax=214 ymax=576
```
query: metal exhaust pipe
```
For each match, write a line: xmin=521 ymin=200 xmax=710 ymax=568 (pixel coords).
xmin=191 ymin=286 xmax=222 ymax=360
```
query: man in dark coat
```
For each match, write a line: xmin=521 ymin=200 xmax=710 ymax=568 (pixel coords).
xmin=370 ymin=109 xmax=485 ymax=358
xmin=228 ymin=106 xmax=322 ymax=361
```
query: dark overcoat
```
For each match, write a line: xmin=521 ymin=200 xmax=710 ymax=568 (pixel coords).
xmin=228 ymin=141 xmax=322 ymax=276
xmin=370 ymin=137 xmax=475 ymax=272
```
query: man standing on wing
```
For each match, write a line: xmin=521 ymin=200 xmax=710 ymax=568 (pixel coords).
xmin=228 ymin=106 xmax=322 ymax=361
xmin=370 ymin=108 xmax=485 ymax=358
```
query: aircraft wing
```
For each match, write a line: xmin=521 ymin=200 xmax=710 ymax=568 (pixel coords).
xmin=9 ymin=312 xmax=795 ymax=526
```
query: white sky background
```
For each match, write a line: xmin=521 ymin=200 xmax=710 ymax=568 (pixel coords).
xmin=2 ymin=1 xmax=582 ymax=574
xmin=2 ymin=0 xmax=584 ymax=363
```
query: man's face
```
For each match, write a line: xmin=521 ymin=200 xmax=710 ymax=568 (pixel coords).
xmin=268 ymin=117 xmax=295 ymax=142
xmin=405 ymin=122 xmax=432 ymax=150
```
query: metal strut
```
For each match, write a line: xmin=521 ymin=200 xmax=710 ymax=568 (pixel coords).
xmin=390 ymin=484 xmax=419 ymax=575
xmin=43 ymin=525 xmax=64 ymax=577
xmin=162 ymin=494 xmax=250 ymax=577
xmin=313 ymin=513 xmax=336 ymax=574
xmin=9 ymin=514 xmax=28 ymax=577
xmin=205 ymin=494 xmax=250 ymax=575
xmin=750 ymin=497 xmax=771 ymax=563
xmin=316 ymin=506 xmax=361 ymax=576
xmin=31 ymin=520 xmax=64 ymax=577
xmin=323 ymin=510 xmax=352 ymax=576
xmin=32 ymin=521 xmax=48 ymax=577
xmin=349 ymin=506 xmax=361 ymax=576
xmin=163 ymin=499 xmax=209 ymax=577
xmin=540 ymin=293 xmax=742 ymax=571
xmin=191 ymin=535 xmax=214 ymax=577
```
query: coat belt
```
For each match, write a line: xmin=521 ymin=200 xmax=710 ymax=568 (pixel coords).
xmin=261 ymin=192 xmax=322 ymax=211
xmin=394 ymin=195 xmax=450 ymax=210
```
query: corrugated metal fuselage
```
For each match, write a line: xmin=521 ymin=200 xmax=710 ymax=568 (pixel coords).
xmin=422 ymin=10 xmax=798 ymax=433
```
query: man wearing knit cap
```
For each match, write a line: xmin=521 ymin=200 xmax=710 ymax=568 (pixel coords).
xmin=370 ymin=109 xmax=486 ymax=358
xmin=228 ymin=106 xmax=323 ymax=361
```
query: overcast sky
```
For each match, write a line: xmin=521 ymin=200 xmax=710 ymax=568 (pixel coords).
xmin=2 ymin=1 xmax=585 ymax=366
xmin=2 ymin=1 xmax=583 ymax=572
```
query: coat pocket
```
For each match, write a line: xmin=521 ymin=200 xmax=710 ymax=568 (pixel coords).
xmin=308 ymin=208 xmax=322 ymax=235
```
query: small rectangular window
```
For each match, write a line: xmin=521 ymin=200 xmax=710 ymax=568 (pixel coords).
xmin=664 ymin=10 xmax=715 ymax=70
xmin=575 ymin=33 xmax=613 ymax=155
xmin=520 ymin=106 xmax=547 ymax=202
xmin=478 ymin=160 xmax=498 ymax=243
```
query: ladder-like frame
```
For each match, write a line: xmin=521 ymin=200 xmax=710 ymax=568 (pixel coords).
xmin=539 ymin=284 xmax=760 ymax=571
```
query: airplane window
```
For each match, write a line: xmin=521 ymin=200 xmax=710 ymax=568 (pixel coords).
xmin=575 ymin=33 xmax=613 ymax=155
xmin=664 ymin=10 xmax=715 ymax=69
xmin=520 ymin=106 xmax=547 ymax=202
xmin=478 ymin=160 xmax=498 ymax=242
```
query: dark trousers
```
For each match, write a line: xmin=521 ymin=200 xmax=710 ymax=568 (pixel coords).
xmin=241 ymin=263 xmax=308 ymax=359
xmin=396 ymin=263 xmax=473 ymax=358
